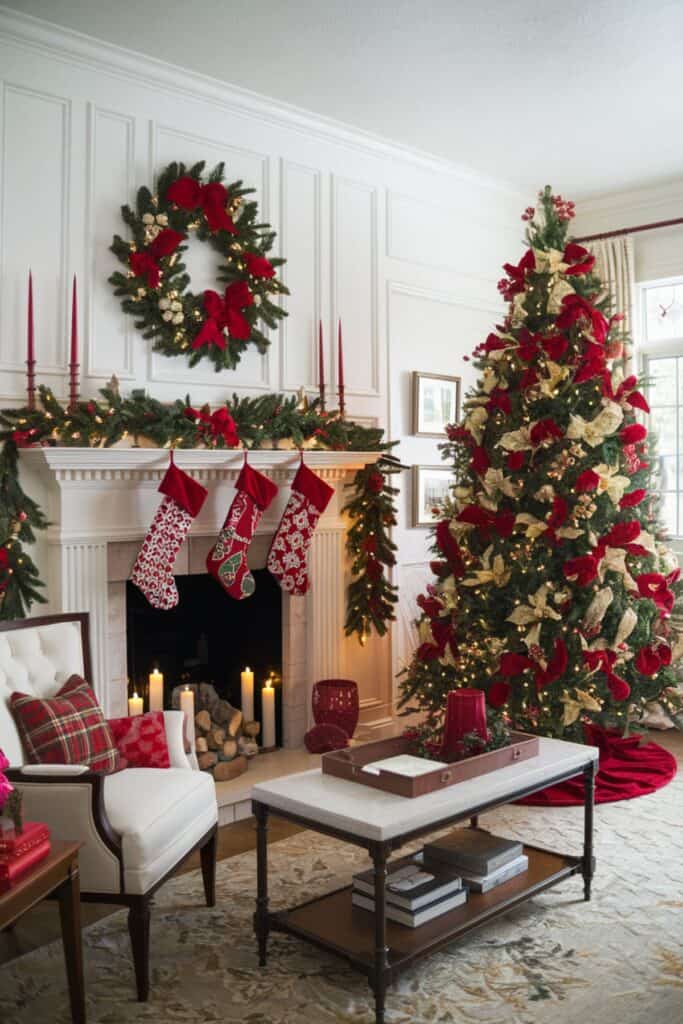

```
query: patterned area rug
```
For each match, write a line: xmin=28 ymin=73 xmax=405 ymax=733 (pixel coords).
xmin=2 ymin=770 xmax=682 ymax=1024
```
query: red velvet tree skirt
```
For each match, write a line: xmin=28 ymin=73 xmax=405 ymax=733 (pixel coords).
xmin=518 ymin=724 xmax=678 ymax=806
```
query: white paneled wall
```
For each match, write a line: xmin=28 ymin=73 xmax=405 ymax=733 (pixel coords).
xmin=0 ymin=8 xmax=524 ymax=706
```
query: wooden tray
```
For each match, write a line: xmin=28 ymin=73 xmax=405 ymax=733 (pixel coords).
xmin=322 ymin=732 xmax=540 ymax=798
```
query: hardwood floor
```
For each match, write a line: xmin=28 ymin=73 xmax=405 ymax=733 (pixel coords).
xmin=0 ymin=815 xmax=302 ymax=966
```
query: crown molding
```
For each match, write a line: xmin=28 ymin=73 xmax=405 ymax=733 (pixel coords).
xmin=0 ymin=5 xmax=523 ymax=199
xmin=577 ymin=178 xmax=683 ymax=218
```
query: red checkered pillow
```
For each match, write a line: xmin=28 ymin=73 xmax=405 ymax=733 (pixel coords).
xmin=10 ymin=675 xmax=120 ymax=773
xmin=107 ymin=711 xmax=171 ymax=769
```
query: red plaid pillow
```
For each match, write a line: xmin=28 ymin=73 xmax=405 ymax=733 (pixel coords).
xmin=108 ymin=711 xmax=170 ymax=769
xmin=10 ymin=675 xmax=120 ymax=773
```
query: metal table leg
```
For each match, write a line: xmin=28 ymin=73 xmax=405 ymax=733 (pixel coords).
xmin=253 ymin=801 xmax=270 ymax=965
xmin=583 ymin=760 xmax=596 ymax=901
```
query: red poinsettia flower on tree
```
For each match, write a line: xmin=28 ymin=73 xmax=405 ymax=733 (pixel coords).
xmin=556 ymin=293 xmax=609 ymax=344
xmin=562 ymin=242 xmax=595 ymax=277
xmin=497 ymin=248 xmax=534 ymax=302
xmin=635 ymin=573 xmax=675 ymax=615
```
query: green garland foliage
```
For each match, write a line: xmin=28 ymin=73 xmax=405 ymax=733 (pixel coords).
xmin=109 ymin=160 xmax=288 ymax=372
xmin=0 ymin=386 xmax=398 ymax=640
xmin=0 ymin=438 xmax=47 ymax=618
xmin=343 ymin=455 xmax=404 ymax=643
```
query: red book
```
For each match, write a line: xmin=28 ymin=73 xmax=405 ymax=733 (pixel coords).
xmin=0 ymin=821 xmax=50 ymax=857
xmin=0 ymin=837 xmax=51 ymax=892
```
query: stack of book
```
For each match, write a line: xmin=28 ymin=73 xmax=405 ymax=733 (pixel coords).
xmin=0 ymin=822 xmax=51 ymax=893
xmin=421 ymin=828 xmax=528 ymax=893
xmin=352 ymin=859 xmax=467 ymax=928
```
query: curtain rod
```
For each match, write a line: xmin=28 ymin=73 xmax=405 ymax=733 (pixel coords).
xmin=574 ymin=215 xmax=683 ymax=244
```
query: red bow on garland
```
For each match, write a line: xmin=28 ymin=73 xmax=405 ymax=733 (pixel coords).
xmin=184 ymin=405 xmax=239 ymax=447
xmin=129 ymin=229 xmax=185 ymax=288
xmin=192 ymin=282 xmax=254 ymax=350
xmin=166 ymin=177 xmax=237 ymax=234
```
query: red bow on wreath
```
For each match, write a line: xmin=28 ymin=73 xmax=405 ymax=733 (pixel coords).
xmin=166 ymin=177 xmax=236 ymax=234
xmin=129 ymin=229 xmax=184 ymax=288
xmin=192 ymin=281 xmax=254 ymax=350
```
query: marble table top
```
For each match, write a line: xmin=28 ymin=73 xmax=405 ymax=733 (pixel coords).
xmin=252 ymin=737 xmax=598 ymax=842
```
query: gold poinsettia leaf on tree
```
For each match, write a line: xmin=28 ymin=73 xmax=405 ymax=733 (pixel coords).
xmin=561 ymin=688 xmax=603 ymax=727
xmin=566 ymin=400 xmax=623 ymax=447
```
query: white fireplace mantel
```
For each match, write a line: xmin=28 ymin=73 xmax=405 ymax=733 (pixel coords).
xmin=20 ymin=447 xmax=382 ymax=543
xmin=19 ymin=447 xmax=390 ymax=741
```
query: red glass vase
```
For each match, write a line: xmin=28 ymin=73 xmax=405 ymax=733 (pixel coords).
xmin=311 ymin=679 xmax=359 ymax=739
xmin=440 ymin=688 xmax=488 ymax=760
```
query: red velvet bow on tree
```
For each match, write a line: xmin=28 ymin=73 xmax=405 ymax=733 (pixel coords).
xmin=166 ymin=177 xmax=236 ymax=234
xmin=192 ymin=282 xmax=254 ymax=350
xmin=129 ymin=229 xmax=185 ymax=288
xmin=583 ymin=648 xmax=630 ymax=700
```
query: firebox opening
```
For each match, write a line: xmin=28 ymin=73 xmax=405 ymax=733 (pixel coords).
xmin=126 ymin=571 xmax=283 ymax=743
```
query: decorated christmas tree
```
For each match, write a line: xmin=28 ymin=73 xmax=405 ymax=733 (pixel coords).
xmin=399 ymin=187 xmax=683 ymax=743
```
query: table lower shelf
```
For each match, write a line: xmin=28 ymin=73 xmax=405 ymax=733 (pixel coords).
xmin=270 ymin=844 xmax=582 ymax=974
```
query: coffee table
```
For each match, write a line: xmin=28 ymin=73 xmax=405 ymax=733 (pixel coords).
xmin=252 ymin=736 xmax=598 ymax=1024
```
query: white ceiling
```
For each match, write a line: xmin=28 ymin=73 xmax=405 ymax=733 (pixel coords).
xmin=5 ymin=0 xmax=683 ymax=198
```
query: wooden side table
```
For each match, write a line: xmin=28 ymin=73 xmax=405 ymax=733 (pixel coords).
xmin=0 ymin=840 xmax=85 ymax=1024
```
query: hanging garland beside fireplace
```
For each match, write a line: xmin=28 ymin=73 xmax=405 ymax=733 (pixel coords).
xmin=0 ymin=386 xmax=402 ymax=643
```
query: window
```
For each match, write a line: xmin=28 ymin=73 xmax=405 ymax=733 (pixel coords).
xmin=638 ymin=277 xmax=683 ymax=540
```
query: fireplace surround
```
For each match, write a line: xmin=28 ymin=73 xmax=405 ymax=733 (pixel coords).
xmin=18 ymin=447 xmax=392 ymax=747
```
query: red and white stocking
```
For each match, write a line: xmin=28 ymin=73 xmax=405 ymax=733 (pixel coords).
xmin=206 ymin=460 xmax=278 ymax=599
xmin=131 ymin=454 xmax=207 ymax=609
xmin=267 ymin=461 xmax=333 ymax=595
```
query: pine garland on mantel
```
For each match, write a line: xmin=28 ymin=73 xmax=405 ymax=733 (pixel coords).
xmin=0 ymin=384 xmax=401 ymax=642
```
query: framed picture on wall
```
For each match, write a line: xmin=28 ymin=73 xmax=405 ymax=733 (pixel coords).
xmin=412 ymin=465 xmax=453 ymax=527
xmin=412 ymin=372 xmax=461 ymax=437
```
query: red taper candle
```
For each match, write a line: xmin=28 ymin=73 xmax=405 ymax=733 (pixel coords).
xmin=27 ymin=270 xmax=36 ymax=409
xmin=69 ymin=274 xmax=79 ymax=409
xmin=337 ymin=317 xmax=345 ymax=417
xmin=27 ymin=271 xmax=34 ymax=364
xmin=70 ymin=274 xmax=78 ymax=366
xmin=440 ymin=688 xmax=488 ymax=761
xmin=318 ymin=319 xmax=325 ymax=410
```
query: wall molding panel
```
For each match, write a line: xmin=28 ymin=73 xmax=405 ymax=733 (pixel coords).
xmin=331 ymin=174 xmax=380 ymax=399
xmin=0 ymin=8 xmax=520 ymax=696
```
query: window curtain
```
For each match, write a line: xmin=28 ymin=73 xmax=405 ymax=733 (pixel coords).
xmin=589 ymin=234 xmax=636 ymax=373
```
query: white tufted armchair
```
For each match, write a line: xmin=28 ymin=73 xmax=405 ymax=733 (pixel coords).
xmin=0 ymin=612 xmax=218 ymax=1001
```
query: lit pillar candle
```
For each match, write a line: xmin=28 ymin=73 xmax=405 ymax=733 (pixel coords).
xmin=241 ymin=666 xmax=254 ymax=722
xmin=261 ymin=675 xmax=276 ymax=749
xmin=128 ymin=692 xmax=143 ymax=717
xmin=180 ymin=685 xmax=195 ymax=724
xmin=149 ymin=668 xmax=164 ymax=712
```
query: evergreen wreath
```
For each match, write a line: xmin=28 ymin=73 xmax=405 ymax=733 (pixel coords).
xmin=109 ymin=161 xmax=288 ymax=372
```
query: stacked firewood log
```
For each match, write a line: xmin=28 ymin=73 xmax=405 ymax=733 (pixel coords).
xmin=171 ymin=683 xmax=261 ymax=782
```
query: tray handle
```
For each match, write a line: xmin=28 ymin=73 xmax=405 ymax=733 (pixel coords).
xmin=511 ymin=746 xmax=522 ymax=761
xmin=440 ymin=770 xmax=452 ymax=783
